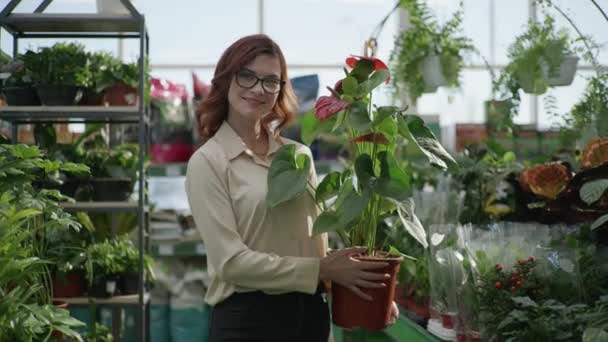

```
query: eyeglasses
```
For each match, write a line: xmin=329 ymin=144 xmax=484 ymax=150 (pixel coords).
xmin=235 ymin=68 xmax=285 ymax=94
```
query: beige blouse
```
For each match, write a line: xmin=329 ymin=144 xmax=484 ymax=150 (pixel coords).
xmin=185 ymin=121 xmax=328 ymax=305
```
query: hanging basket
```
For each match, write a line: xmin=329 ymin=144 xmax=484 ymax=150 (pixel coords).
xmin=421 ymin=55 xmax=449 ymax=93
xmin=543 ymin=54 xmax=579 ymax=87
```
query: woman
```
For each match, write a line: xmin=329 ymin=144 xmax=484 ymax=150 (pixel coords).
xmin=185 ymin=34 xmax=397 ymax=342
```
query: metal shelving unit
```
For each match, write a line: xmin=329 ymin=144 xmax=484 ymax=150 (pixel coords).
xmin=0 ymin=1 xmax=150 ymax=341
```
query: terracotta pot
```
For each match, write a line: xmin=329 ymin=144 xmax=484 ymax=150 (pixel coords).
xmin=331 ymin=253 xmax=402 ymax=331
xmin=441 ymin=311 xmax=457 ymax=329
xmin=52 ymin=271 xmax=85 ymax=298
xmin=102 ymin=81 xmax=139 ymax=106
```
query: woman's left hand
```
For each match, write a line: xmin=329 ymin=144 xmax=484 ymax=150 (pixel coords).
xmin=387 ymin=301 xmax=399 ymax=326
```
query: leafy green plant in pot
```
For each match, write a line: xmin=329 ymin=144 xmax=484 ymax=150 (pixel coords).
xmin=2 ymin=51 xmax=41 ymax=105
xmin=98 ymin=58 xmax=151 ymax=106
xmin=112 ymin=236 xmax=155 ymax=295
xmin=391 ymin=0 xmax=474 ymax=104
xmin=27 ymin=42 xmax=92 ymax=105
xmin=83 ymin=51 xmax=119 ymax=105
xmin=0 ymin=145 xmax=86 ymax=341
xmin=83 ymin=144 xmax=139 ymax=201
xmin=267 ymin=55 xmax=457 ymax=330
xmin=496 ymin=16 xmax=576 ymax=98
xmin=84 ymin=239 xmax=125 ymax=297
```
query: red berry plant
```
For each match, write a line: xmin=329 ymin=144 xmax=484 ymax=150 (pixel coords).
xmin=477 ymin=256 xmax=544 ymax=334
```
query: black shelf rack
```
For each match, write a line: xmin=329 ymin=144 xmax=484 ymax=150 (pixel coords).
xmin=0 ymin=1 xmax=151 ymax=341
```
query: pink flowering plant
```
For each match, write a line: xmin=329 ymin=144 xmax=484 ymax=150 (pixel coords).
xmin=267 ymin=55 xmax=457 ymax=254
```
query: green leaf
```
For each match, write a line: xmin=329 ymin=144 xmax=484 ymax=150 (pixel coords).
xmin=375 ymin=152 xmax=410 ymax=201
xmin=591 ymin=213 xmax=608 ymax=231
xmin=312 ymin=211 xmax=342 ymax=235
xmin=374 ymin=106 xmax=405 ymax=127
xmin=332 ymin=109 xmax=347 ymax=132
xmin=337 ymin=187 xmax=370 ymax=226
xmin=391 ymin=198 xmax=427 ymax=248
xmin=375 ymin=117 xmax=398 ymax=145
xmin=354 ymin=153 xmax=375 ymax=187
xmin=404 ymin=115 xmax=457 ymax=171
xmin=583 ymin=328 xmax=608 ymax=342
xmin=300 ymin=109 xmax=335 ymax=145
xmin=511 ymin=296 xmax=538 ymax=308
xmin=266 ymin=144 xmax=311 ymax=208
xmin=342 ymin=76 xmax=359 ymax=96
xmin=358 ymin=69 xmax=390 ymax=95
xmin=61 ymin=162 xmax=90 ymax=174
xmin=348 ymin=101 xmax=371 ymax=132
xmin=579 ymin=179 xmax=608 ymax=205
xmin=316 ymin=172 xmax=342 ymax=203
xmin=350 ymin=59 xmax=375 ymax=81
xmin=389 ymin=245 xmax=417 ymax=261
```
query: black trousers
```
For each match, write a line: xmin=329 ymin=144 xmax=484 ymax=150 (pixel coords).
xmin=209 ymin=289 xmax=330 ymax=342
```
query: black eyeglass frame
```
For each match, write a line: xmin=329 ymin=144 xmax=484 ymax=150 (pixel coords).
xmin=235 ymin=68 xmax=285 ymax=94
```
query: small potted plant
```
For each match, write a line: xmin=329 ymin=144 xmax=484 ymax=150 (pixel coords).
xmin=27 ymin=42 xmax=92 ymax=105
xmin=267 ymin=55 xmax=457 ymax=331
xmin=1 ymin=51 xmax=41 ymax=105
xmin=84 ymin=239 xmax=125 ymax=297
xmin=391 ymin=0 xmax=474 ymax=103
xmin=82 ymin=51 xmax=118 ymax=105
xmin=98 ymin=59 xmax=150 ymax=106
xmin=83 ymin=144 xmax=139 ymax=201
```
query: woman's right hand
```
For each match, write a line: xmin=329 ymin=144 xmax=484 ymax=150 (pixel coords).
xmin=319 ymin=247 xmax=390 ymax=301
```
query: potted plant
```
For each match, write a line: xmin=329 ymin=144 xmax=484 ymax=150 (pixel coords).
xmin=27 ymin=42 xmax=92 ymax=105
xmin=84 ymin=239 xmax=124 ymax=297
xmin=391 ymin=0 xmax=474 ymax=103
xmin=496 ymin=16 xmax=577 ymax=98
xmin=267 ymin=55 xmax=457 ymax=330
xmin=1 ymin=51 xmax=41 ymax=105
xmin=113 ymin=236 xmax=155 ymax=295
xmin=82 ymin=51 xmax=118 ymax=105
xmin=98 ymin=59 xmax=150 ymax=106
xmin=0 ymin=144 xmax=86 ymax=341
xmin=83 ymin=144 xmax=139 ymax=201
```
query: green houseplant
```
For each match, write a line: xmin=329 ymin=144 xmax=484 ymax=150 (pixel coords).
xmin=390 ymin=0 xmax=474 ymax=104
xmin=27 ymin=42 xmax=92 ymax=105
xmin=2 ymin=51 xmax=41 ymax=105
xmin=267 ymin=55 xmax=457 ymax=330
xmin=494 ymin=16 xmax=577 ymax=125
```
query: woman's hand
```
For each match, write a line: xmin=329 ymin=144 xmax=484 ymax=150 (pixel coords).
xmin=387 ymin=301 xmax=399 ymax=325
xmin=319 ymin=247 xmax=390 ymax=301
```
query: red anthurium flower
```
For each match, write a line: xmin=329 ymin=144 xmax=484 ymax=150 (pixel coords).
xmin=334 ymin=79 xmax=344 ymax=93
xmin=314 ymin=96 xmax=348 ymax=121
xmin=352 ymin=133 xmax=390 ymax=145
xmin=345 ymin=55 xmax=390 ymax=83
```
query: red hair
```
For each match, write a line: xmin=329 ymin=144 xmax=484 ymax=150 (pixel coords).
xmin=196 ymin=34 xmax=298 ymax=143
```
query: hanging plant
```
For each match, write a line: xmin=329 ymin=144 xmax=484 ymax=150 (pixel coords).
xmin=390 ymin=0 xmax=474 ymax=103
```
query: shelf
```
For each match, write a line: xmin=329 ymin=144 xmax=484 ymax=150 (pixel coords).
xmin=0 ymin=106 xmax=141 ymax=124
xmin=0 ymin=13 xmax=143 ymax=35
xmin=61 ymin=201 xmax=145 ymax=213
xmin=151 ymin=239 xmax=206 ymax=257
xmin=54 ymin=293 xmax=150 ymax=306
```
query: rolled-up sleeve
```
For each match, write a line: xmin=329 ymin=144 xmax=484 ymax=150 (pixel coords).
xmin=185 ymin=150 xmax=320 ymax=294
